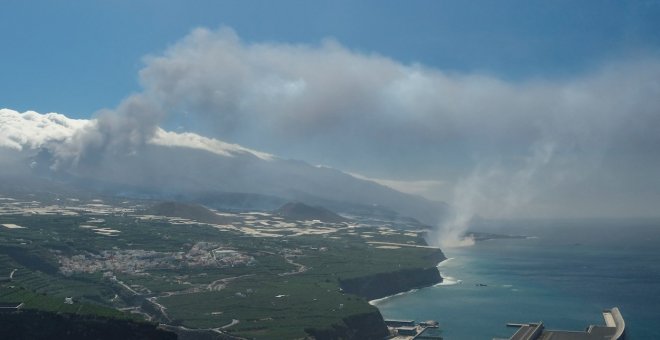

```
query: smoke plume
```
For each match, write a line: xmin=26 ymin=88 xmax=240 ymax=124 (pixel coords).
xmin=3 ymin=26 xmax=660 ymax=237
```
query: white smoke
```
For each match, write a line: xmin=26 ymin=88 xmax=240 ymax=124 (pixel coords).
xmin=0 ymin=108 xmax=272 ymax=165
xmin=430 ymin=142 xmax=557 ymax=248
xmin=47 ymin=94 xmax=166 ymax=170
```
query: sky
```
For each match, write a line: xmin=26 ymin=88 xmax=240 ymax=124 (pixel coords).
xmin=2 ymin=1 xmax=660 ymax=221
xmin=4 ymin=1 xmax=659 ymax=117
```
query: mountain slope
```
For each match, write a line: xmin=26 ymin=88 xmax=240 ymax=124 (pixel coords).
xmin=0 ymin=108 xmax=448 ymax=225
xmin=144 ymin=202 xmax=233 ymax=224
xmin=274 ymin=202 xmax=348 ymax=223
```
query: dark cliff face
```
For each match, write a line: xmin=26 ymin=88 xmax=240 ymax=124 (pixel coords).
xmin=0 ymin=310 xmax=177 ymax=340
xmin=305 ymin=311 xmax=389 ymax=340
xmin=339 ymin=267 xmax=443 ymax=301
xmin=319 ymin=251 xmax=445 ymax=338
xmin=306 ymin=266 xmax=444 ymax=339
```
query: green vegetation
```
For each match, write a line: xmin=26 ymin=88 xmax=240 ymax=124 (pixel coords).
xmin=0 ymin=285 xmax=126 ymax=318
xmin=0 ymin=197 xmax=444 ymax=339
xmin=275 ymin=202 xmax=348 ymax=223
xmin=144 ymin=201 xmax=234 ymax=224
xmin=0 ymin=309 xmax=176 ymax=340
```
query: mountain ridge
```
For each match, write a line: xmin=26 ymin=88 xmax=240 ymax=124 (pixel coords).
xmin=144 ymin=201 xmax=233 ymax=224
xmin=0 ymin=108 xmax=448 ymax=225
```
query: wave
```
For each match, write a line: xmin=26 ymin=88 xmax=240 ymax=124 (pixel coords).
xmin=369 ymin=288 xmax=420 ymax=305
xmin=435 ymin=272 xmax=462 ymax=286
xmin=370 ymin=258 xmax=462 ymax=305
xmin=436 ymin=257 xmax=454 ymax=267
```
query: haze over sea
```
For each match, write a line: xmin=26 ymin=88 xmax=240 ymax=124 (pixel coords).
xmin=373 ymin=219 xmax=660 ymax=339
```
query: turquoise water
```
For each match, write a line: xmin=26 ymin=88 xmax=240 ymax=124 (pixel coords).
xmin=373 ymin=219 xmax=660 ymax=339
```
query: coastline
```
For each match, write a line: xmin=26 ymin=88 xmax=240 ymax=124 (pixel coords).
xmin=368 ymin=258 xmax=452 ymax=306
xmin=305 ymin=255 xmax=447 ymax=338
xmin=368 ymin=287 xmax=420 ymax=306
xmin=340 ymin=264 xmax=443 ymax=301
xmin=435 ymin=257 xmax=462 ymax=286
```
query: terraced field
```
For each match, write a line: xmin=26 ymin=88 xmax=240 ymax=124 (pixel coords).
xmin=0 ymin=197 xmax=444 ymax=339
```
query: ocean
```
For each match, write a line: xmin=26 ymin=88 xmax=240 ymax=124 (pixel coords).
xmin=372 ymin=219 xmax=660 ymax=339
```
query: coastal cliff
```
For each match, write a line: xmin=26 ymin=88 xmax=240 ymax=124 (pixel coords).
xmin=305 ymin=255 xmax=445 ymax=339
xmin=307 ymin=263 xmax=444 ymax=339
xmin=339 ymin=266 xmax=443 ymax=301
xmin=304 ymin=310 xmax=389 ymax=340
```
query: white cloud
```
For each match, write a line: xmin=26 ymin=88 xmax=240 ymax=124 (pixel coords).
xmin=129 ymin=27 xmax=660 ymax=221
xmin=0 ymin=108 xmax=272 ymax=162
xmin=135 ymin=28 xmax=660 ymax=166
xmin=151 ymin=128 xmax=273 ymax=160
xmin=5 ymin=27 xmax=660 ymax=224
xmin=0 ymin=108 xmax=89 ymax=150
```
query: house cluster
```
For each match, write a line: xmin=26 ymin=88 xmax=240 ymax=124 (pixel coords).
xmin=57 ymin=242 xmax=255 ymax=275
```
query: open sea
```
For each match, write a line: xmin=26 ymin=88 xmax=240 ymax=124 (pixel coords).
xmin=373 ymin=219 xmax=660 ymax=339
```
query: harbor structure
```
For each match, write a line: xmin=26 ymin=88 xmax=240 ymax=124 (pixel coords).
xmin=498 ymin=307 xmax=625 ymax=340
xmin=385 ymin=319 xmax=443 ymax=339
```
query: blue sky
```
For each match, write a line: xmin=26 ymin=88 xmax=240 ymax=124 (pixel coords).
xmin=2 ymin=1 xmax=660 ymax=219
xmin=2 ymin=1 xmax=659 ymax=118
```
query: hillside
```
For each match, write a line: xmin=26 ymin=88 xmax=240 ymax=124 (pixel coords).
xmin=0 ymin=310 xmax=176 ymax=340
xmin=274 ymin=202 xmax=348 ymax=223
xmin=0 ymin=109 xmax=448 ymax=226
xmin=145 ymin=201 xmax=233 ymax=224
xmin=0 ymin=195 xmax=445 ymax=339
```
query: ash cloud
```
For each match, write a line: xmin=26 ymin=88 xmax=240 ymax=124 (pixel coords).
xmin=50 ymin=94 xmax=165 ymax=169
xmin=133 ymin=27 xmax=660 ymax=168
xmin=3 ymin=27 xmax=660 ymax=244
xmin=134 ymin=27 xmax=660 ymax=219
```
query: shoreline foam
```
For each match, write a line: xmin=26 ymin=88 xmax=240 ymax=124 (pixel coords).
xmin=369 ymin=259 xmax=454 ymax=305
xmin=369 ymin=288 xmax=420 ymax=305
xmin=437 ymin=257 xmax=454 ymax=267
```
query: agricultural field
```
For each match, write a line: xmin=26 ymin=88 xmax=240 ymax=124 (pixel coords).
xmin=0 ymin=196 xmax=443 ymax=339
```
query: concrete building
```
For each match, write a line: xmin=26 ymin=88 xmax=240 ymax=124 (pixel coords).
xmin=397 ymin=326 xmax=418 ymax=336
xmin=385 ymin=319 xmax=443 ymax=339
xmin=385 ymin=319 xmax=416 ymax=328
